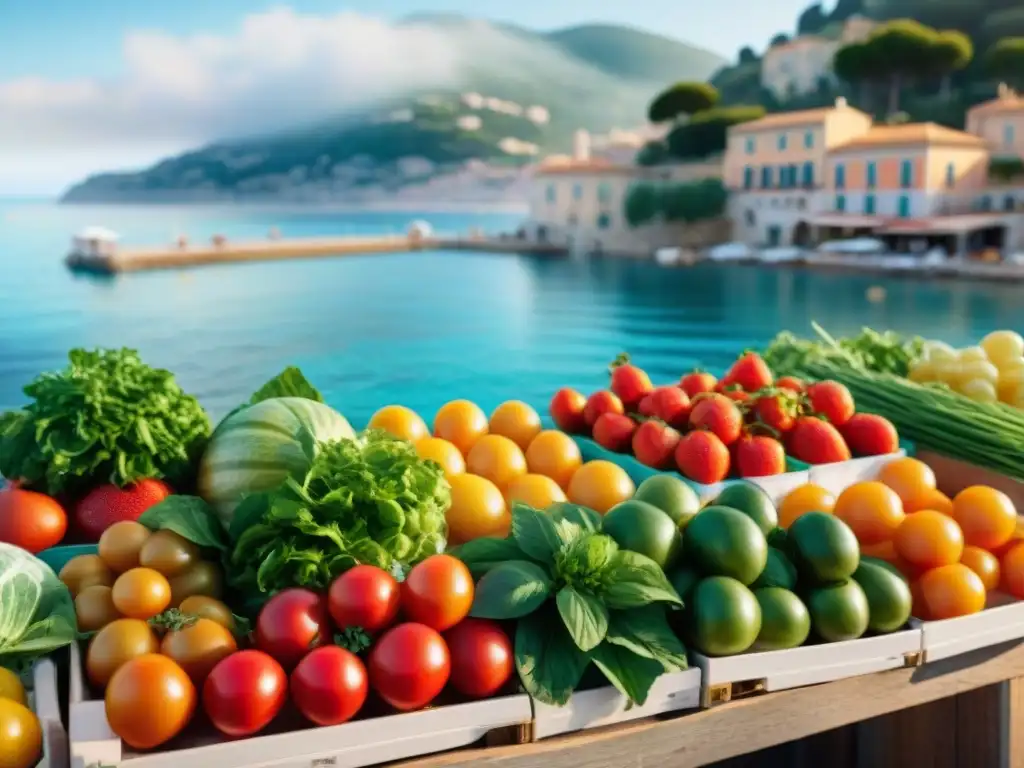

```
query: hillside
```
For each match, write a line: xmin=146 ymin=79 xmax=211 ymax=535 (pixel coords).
xmin=61 ymin=18 xmax=725 ymax=204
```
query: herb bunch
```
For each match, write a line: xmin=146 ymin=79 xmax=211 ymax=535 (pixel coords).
xmin=454 ymin=503 xmax=688 ymax=707
xmin=762 ymin=322 xmax=924 ymax=378
xmin=0 ymin=348 xmax=210 ymax=496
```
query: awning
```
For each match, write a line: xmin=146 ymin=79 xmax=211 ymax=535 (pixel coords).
xmin=809 ymin=214 xmax=886 ymax=228
xmin=879 ymin=214 xmax=1007 ymax=235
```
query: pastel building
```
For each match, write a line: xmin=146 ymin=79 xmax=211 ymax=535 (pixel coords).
xmin=760 ymin=16 xmax=875 ymax=99
xmin=966 ymin=85 xmax=1024 ymax=160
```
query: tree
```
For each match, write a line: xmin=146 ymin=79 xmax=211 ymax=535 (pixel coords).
xmin=647 ymin=82 xmax=721 ymax=124
xmin=829 ymin=0 xmax=863 ymax=23
xmin=832 ymin=41 xmax=883 ymax=109
xmin=863 ymin=19 xmax=940 ymax=115
xmin=635 ymin=140 xmax=669 ymax=167
xmin=926 ymin=30 xmax=973 ymax=97
xmin=738 ymin=46 xmax=758 ymax=65
xmin=984 ymin=37 xmax=1024 ymax=90
xmin=665 ymin=105 xmax=767 ymax=160
xmin=770 ymin=33 xmax=791 ymax=48
xmin=798 ymin=3 xmax=828 ymax=35
xmin=662 ymin=179 xmax=728 ymax=223
xmin=624 ymin=184 xmax=661 ymax=227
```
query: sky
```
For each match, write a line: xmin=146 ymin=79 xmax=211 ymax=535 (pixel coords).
xmin=0 ymin=0 xmax=814 ymax=195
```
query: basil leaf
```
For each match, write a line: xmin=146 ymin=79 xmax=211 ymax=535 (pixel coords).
xmin=249 ymin=366 xmax=323 ymax=404
xmin=515 ymin=604 xmax=589 ymax=706
xmin=553 ymin=517 xmax=584 ymax=547
xmin=448 ymin=536 xmax=535 ymax=579
xmin=577 ymin=533 xmax=619 ymax=574
xmin=138 ymin=495 xmax=229 ymax=550
xmin=549 ymin=502 xmax=603 ymax=533
xmin=606 ymin=606 xmax=689 ymax=671
xmin=591 ymin=641 xmax=665 ymax=706
xmin=470 ymin=561 xmax=552 ymax=620
xmin=601 ymin=551 xmax=683 ymax=609
xmin=511 ymin=504 xmax=563 ymax=563
xmin=556 ymin=585 xmax=609 ymax=652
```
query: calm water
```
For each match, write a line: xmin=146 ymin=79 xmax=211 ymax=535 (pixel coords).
xmin=1 ymin=200 xmax=1022 ymax=424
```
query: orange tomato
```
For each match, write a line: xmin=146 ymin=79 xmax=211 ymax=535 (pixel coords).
xmin=433 ymin=400 xmax=488 ymax=456
xmin=401 ymin=554 xmax=474 ymax=632
xmin=777 ymin=484 xmax=835 ymax=530
xmin=105 ymin=654 xmax=196 ymax=750
xmin=961 ymin=545 xmax=1001 ymax=591
xmin=833 ymin=481 xmax=905 ymax=546
xmin=917 ymin=563 xmax=986 ymax=620
xmin=75 ymin=585 xmax=122 ymax=633
xmin=567 ymin=460 xmax=635 ymax=515
xmin=160 ymin=618 xmax=238 ymax=684
xmin=86 ymin=618 xmax=160 ymax=688
xmin=894 ymin=510 xmax=964 ymax=570
xmin=860 ymin=539 xmax=899 ymax=562
xmin=369 ymin=405 xmax=429 ymax=443
xmin=1001 ymin=542 xmax=1024 ymax=599
xmin=466 ymin=435 xmax=528 ymax=490
xmin=504 ymin=474 xmax=567 ymax=511
xmin=524 ymin=430 xmax=582 ymax=489
xmin=904 ymin=487 xmax=954 ymax=516
xmin=111 ymin=568 xmax=172 ymax=620
xmin=951 ymin=486 xmax=1017 ymax=551
xmin=445 ymin=474 xmax=509 ymax=544
xmin=488 ymin=401 xmax=542 ymax=452
xmin=877 ymin=457 xmax=937 ymax=508
xmin=415 ymin=437 xmax=466 ymax=479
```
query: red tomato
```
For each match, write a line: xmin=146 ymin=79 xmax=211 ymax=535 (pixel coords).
xmin=549 ymin=388 xmax=587 ymax=434
xmin=0 ymin=488 xmax=66 ymax=553
xmin=443 ymin=619 xmax=513 ymax=699
xmin=290 ymin=646 xmax=368 ymax=726
xmin=328 ymin=565 xmax=400 ymax=635
xmin=369 ymin=623 xmax=450 ymax=711
xmin=254 ymin=588 xmax=330 ymax=670
xmin=203 ymin=650 xmax=287 ymax=737
xmin=401 ymin=555 xmax=474 ymax=632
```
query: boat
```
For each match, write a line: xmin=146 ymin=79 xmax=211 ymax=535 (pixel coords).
xmin=66 ymin=227 xmax=120 ymax=269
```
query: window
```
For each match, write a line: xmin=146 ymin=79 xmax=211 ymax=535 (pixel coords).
xmin=572 ymin=183 xmax=583 ymax=201
xmin=802 ymin=161 xmax=814 ymax=187
xmin=597 ymin=183 xmax=612 ymax=204
xmin=804 ymin=131 xmax=814 ymax=149
xmin=743 ymin=166 xmax=754 ymax=190
xmin=1005 ymin=195 xmax=1016 ymax=212
xmin=864 ymin=194 xmax=876 ymax=215
xmin=796 ymin=197 xmax=806 ymax=210
xmin=788 ymin=164 xmax=799 ymax=188
xmin=866 ymin=161 xmax=877 ymax=189
xmin=746 ymin=137 xmax=756 ymax=154
xmin=745 ymin=209 xmax=756 ymax=226
xmin=1005 ymin=124 xmax=1016 ymax=147
xmin=898 ymin=195 xmax=910 ymax=217
xmin=979 ymin=195 xmax=992 ymax=212
xmin=945 ymin=163 xmax=956 ymax=189
xmin=597 ymin=212 xmax=611 ymax=229
xmin=545 ymin=184 xmax=556 ymax=203
xmin=778 ymin=133 xmax=788 ymax=151
xmin=900 ymin=160 xmax=913 ymax=189
xmin=761 ymin=165 xmax=773 ymax=188
xmin=836 ymin=194 xmax=846 ymax=211
xmin=835 ymin=163 xmax=845 ymax=189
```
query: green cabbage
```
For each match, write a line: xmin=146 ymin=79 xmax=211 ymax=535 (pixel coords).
xmin=226 ymin=429 xmax=450 ymax=603
xmin=0 ymin=544 xmax=77 ymax=674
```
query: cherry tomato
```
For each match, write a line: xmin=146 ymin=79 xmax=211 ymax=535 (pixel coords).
xmin=369 ymin=623 xmax=450 ymax=711
xmin=105 ymin=654 xmax=196 ymax=750
xmin=401 ymin=555 xmax=473 ymax=632
xmin=203 ymin=650 xmax=288 ymax=737
xmin=86 ymin=618 xmax=159 ymax=688
xmin=549 ymin=388 xmax=587 ymax=435
xmin=255 ymin=588 xmax=330 ymax=669
xmin=111 ymin=567 xmax=171 ymax=620
xmin=0 ymin=488 xmax=66 ymax=554
xmin=290 ymin=646 xmax=368 ymax=726
xmin=443 ymin=619 xmax=513 ymax=699
xmin=328 ymin=565 xmax=400 ymax=635
xmin=161 ymin=618 xmax=238 ymax=684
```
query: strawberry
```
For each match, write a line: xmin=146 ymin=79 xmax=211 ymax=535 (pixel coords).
xmin=806 ymin=380 xmax=856 ymax=427
xmin=583 ymin=390 xmax=624 ymax=429
xmin=785 ymin=416 xmax=852 ymax=465
xmin=550 ymin=388 xmax=588 ymax=434
xmin=734 ymin=435 xmax=786 ymax=478
xmin=675 ymin=431 xmax=730 ymax=484
xmin=776 ymin=376 xmax=805 ymax=393
xmin=609 ymin=354 xmax=653 ymax=410
xmin=840 ymin=413 xmax=899 ymax=456
xmin=723 ymin=353 xmax=773 ymax=393
xmin=638 ymin=386 xmax=691 ymax=430
xmin=688 ymin=393 xmax=743 ymax=445
xmin=592 ymin=412 xmax=637 ymax=452
xmin=74 ymin=478 xmax=171 ymax=542
xmin=679 ymin=371 xmax=717 ymax=399
xmin=722 ymin=389 xmax=750 ymax=403
xmin=752 ymin=391 xmax=799 ymax=433
xmin=632 ymin=421 xmax=681 ymax=469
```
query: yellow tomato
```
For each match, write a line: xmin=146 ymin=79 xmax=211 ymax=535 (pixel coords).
xmin=433 ymin=400 xmax=489 ymax=456
xmin=488 ymin=401 xmax=542 ymax=452
xmin=369 ymin=405 xmax=429 ymax=443
xmin=0 ymin=699 xmax=41 ymax=768
xmin=959 ymin=360 xmax=999 ymax=385
xmin=957 ymin=346 xmax=989 ymax=364
xmin=567 ymin=461 xmax=635 ymax=515
xmin=415 ymin=436 xmax=466 ymax=479
xmin=907 ymin=360 xmax=936 ymax=383
xmin=982 ymin=330 xmax=1024 ymax=365
xmin=923 ymin=341 xmax=957 ymax=362
xmin=525 ymin=430 xmax=583 ymax=489
xmin=111 ymin=568 xmax=172 ymax=620
xmin=504 ymin=474 xmax=567 ymax=511
xmin=960 ymin=378 xmax=998 ymax=403
xmin=0 ymin=669 xmax=25 ymax=706
xmin=466 ymin=435 xmax=528 ymax=490
xmin=446 ymin=474 xmax=509 ymax=544
xmin=778 ymin=483 xmax=836 ymax=529
xmin=932 ymin=359 xmax=962 ymax=384
xmin=177 ymin=596 xmax=236 ymax=632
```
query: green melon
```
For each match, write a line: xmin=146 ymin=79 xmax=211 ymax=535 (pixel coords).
xmin=197 ymin=397 xmax=354 ymax=528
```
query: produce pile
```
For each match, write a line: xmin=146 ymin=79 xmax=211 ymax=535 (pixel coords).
xmin=763 ymin=326 xmax=1024 ymax=480
xmin=548 ymin=351 xmax=899 ymax=484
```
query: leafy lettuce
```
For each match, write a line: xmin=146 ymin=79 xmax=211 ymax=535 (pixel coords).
xmin=226 ymin=429 xmax=449 ymax=602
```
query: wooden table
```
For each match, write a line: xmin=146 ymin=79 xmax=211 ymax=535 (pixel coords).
xmin=394 ymin=639 xmax=1024 ymax=768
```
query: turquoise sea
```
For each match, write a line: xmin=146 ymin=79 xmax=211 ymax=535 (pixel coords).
xmin=1 ymin=199 xmax=1022 ymax=424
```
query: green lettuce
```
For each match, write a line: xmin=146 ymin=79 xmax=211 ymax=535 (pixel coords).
xmin=227 ymin=429 xmax=449 ymax=603
xmin=0 ymin=543 xmax=77 ymax=675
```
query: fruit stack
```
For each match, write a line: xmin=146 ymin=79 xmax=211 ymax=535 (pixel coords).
xmin=908 ymin=330 xmax=1024 ymax=408
xmin=549 ymin=352 xmax=900 ymax=485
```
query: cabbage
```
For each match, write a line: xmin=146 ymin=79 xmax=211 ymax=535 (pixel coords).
xmin=0 ymin=543 xmax=77 ymax=673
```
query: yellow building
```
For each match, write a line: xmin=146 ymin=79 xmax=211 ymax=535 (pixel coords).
xmin=760 ymin=16 xmax=875 ymax=100
xmin=966 ymin=85 xmax=1024 ymax=160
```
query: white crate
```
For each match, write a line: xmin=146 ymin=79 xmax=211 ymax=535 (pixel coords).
xmin=31 ymin=656 xmax=69 ymax=768
xmin=531 ymin=668 xmax=701 ymax=740
xmin=807 ymin=450 xmax=906 ymax=497
xmin=915 ymin=592 xmax=1024 ymax=663
xmin=67 ymin=643 xmax=532 ymax=768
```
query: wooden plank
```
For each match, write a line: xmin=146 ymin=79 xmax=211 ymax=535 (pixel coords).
xmin=1003 ymin=679 xmax=1024 ymax=768
xmin=955 ymin=685 xmax=1003 ymax=768
xmin=390 ymin=640 xmax=1024 ymax=768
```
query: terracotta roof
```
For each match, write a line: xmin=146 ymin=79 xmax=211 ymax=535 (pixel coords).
xmin=534 ymin=159 xmax=637 ymax=176
xmin=830 ymin=123 xmax=988 ymax=151
xmin=730 ymin=104 xmax=869 ymax=133
xmin=968 ymin=94 xmax=1024 ymax=115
